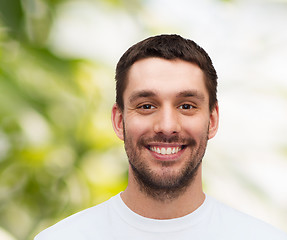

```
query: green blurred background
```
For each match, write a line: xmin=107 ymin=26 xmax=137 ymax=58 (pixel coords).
xmin=0 ymin=0 xmax=130 ymax=239
xmin=0 ymin=0 xmax=287 ymax=239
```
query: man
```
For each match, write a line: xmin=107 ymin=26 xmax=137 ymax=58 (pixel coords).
xmin=35 ymin=34 xmax=287 ymax=239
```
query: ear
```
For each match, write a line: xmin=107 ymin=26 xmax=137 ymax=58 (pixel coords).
xmin=111 ymin=103 xmax=124 ymax=141
xmin=208 ymin=103 xmax=219 ymax=140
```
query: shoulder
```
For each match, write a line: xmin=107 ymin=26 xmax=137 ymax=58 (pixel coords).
xmin=34 ymin=197 xmax=113 ymax=240
xmin=207 ymin=196 xmax=287 ymax=240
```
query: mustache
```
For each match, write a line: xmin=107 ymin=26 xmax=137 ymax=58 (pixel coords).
xmin=138 ymin=134 xmax=196 ymax=146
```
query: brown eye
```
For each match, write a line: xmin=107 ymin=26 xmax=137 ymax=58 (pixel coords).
xmin=179 ymin=104 xmax=193 ymax=110
xmin=139 ymin=104 xmax=155 ymax=109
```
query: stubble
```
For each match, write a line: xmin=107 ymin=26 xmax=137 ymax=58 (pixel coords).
xmin=123 ymin=123 xmax=208 ymax=202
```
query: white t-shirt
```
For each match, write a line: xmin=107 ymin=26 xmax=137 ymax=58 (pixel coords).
xmin=35 ymin=194 xmax=287 ymax=240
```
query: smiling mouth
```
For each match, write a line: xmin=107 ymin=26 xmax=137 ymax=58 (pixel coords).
xmin=148 ymin=145 xmax=186 ymax=155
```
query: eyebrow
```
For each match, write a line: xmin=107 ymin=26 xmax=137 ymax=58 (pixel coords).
xmin=176 ymin=90 xmax=205 ymax=101
xmin=128 ymin=90 xmax=157 ymax=103
xmin=128 ymin=89 xmax=205 ymax=103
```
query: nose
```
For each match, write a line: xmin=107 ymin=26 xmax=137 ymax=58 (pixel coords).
xmin=153 ymin=106 xmax=181 ymax=135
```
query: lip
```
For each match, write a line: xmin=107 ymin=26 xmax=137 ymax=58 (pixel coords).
xmin=146 ymin=144 xmax=186 ymax=161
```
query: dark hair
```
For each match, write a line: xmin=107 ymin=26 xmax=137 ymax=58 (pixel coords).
xmin=115 ymin=34 xmax=217 ymax=111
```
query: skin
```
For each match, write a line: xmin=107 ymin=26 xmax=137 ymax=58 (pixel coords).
xmin=112 ymin=57 xmax=219 ymax=219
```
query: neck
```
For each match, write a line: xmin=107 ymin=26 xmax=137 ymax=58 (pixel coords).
xmin=121 ymin=165 xmax=205 ymax=220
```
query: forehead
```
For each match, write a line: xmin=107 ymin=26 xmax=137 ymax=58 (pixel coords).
xmin=124 ymin=58 xmax=208 ymax=101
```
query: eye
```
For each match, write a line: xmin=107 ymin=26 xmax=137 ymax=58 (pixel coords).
xmin=138 ymin=104 xmax=155 ymax=110
xmin=179 ymin=104 xmax=193 ymax=110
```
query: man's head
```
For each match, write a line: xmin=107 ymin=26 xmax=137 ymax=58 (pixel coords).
xmin=112 ymin=35 xmax=219 ymax=201
xmin=115 ymin=34 xmax=217 ymax=112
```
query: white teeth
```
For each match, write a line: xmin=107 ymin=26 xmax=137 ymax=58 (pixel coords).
xmin=150 ymin=146 xmax=182 ymax=155
xmin=166 ymin=148 xmax=172 ymax=154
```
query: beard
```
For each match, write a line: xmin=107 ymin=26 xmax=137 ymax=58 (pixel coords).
xmin=123 ymin=123 xmax=209 ymax=202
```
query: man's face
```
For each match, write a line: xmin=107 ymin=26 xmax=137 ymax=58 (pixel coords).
xmin=112 ymin=58 xmax=218 ymax=200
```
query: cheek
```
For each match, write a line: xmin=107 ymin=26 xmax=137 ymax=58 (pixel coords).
xmin=181 ymin=116 xmax=209 ymax=137
xmin=125 ymin=115 xmax=152 ymax=136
